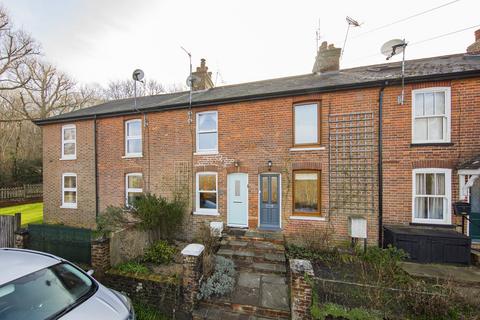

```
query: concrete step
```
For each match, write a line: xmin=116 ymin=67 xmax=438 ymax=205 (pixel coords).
xmin=217 ymin=248 xmax=286 ymax=264
xmin=220 ymin=239 xmax=286 ymax=254
xmin=223 ymin=229 xmax=285 ymax=245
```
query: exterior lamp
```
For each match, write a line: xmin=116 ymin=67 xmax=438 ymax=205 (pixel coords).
xmin=267 ymin=160 xmax=273 ymax=170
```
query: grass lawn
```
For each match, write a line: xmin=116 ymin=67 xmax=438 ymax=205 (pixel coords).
xmin=0 ymin=202 xmax=43 ymax=226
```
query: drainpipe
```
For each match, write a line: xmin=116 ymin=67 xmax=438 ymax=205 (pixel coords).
xmin=94 ymin=115 xmax=99 ymax=219
xmin=377 ymin=82 xmax=388 ymax=247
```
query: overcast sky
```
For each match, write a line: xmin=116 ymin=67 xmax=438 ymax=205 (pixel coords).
xmin=2 ymin=0 xmax=479 ymax=88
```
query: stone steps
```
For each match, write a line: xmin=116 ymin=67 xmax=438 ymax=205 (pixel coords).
xmin=192 ymin=305 xmax=290 ymax=320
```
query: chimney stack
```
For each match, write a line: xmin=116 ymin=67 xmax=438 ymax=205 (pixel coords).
xmin=466 ymin=29 xmax=480 ymax=55
xmin=192 ymin=58 xmax=214 ymax=91
xmin=312 ymin=41 xmax=342 ymax=73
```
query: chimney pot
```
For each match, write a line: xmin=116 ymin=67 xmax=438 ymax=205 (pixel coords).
xmin=467 ymin=29 xmax=480 ymax=55
xmin=312 ymin=41 xmax=342 ymax=73
xmin=192 ymin=58 xmax=214 ymax=91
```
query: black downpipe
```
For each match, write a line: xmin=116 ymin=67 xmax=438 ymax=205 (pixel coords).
xmin=94 ymin=115 xmax=99 ymax=218
xmin=377 ymin=82 xmax=387 ymax=247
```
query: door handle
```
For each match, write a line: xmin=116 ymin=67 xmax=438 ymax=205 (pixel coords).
xmin=233 ymin=201 xmax=242 ymax=204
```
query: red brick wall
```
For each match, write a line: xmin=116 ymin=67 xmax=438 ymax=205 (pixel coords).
xmin=42 ymin=120 xmax=96 ymax=228
xmin=40 ymin=76 xmax=480 ymax=244
xmin=381 ymin=78 xmax=480 ymax=232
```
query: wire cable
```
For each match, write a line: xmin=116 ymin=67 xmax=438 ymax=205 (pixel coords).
xmin=352 ymin=0 xmax=461 ymax=39
xmin=349 ymin=23 xmax=480 ymax=64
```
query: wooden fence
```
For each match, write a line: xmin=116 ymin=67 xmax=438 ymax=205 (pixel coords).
xmin=0 ymin=213 xmax=21 ymax=247
xmin=0 ymin=184 xmax=42 ymax=201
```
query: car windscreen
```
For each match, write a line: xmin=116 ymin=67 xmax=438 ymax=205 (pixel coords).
xmin=0 ymin=262 xmax=96 ymax=320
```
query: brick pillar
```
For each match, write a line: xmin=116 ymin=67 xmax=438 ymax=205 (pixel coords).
xmin=290 ymin=259 xmax=315 ymax=320
xmin=91 ymin=238 xmax=110 ymax=275
xmin=181 ymin=243 xmax=204 ymax=314
xmin=14 ymin=229 xmax=29 ymax=249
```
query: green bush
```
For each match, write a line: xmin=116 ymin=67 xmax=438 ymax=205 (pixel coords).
xmin=312 ymin=303 xmax=382 ymax=320
xmin=132 ymin=193 xmax=186 ymax=241
xmin=115 ymin=261 xmax=150 ymax=275
xmin=133 ymin=301 xmax=170 ymax=320
xmin=143 ymin=240 xmax=176 ymax=265
xmin=95 ymin=206 xmax=129 ymax=239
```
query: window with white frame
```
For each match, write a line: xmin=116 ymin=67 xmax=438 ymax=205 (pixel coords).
xmin=412 ymin=168 xmax=451 ymax=224
xmin=294 ymin=103 xmax=319 ymax=146
xmin=196 ymin=111 xmax=218 ymax=153
xmin=412 ymin=87 xmax=451 ymax=143
xmin=125 ymin=119 xmax=142 ymax=156
xmin=62 ymin=173 xmax=77 ymax=208
xmin=126 ymin=173 xmax=143 ymax=207
xmin=61 ymin=124 xmax=76 ymax=159
xmin=196 ymin=172 xmax=218 ymax=214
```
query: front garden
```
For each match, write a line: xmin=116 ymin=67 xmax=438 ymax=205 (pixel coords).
xmin=287 ymin=241 xmax=480 ymax=320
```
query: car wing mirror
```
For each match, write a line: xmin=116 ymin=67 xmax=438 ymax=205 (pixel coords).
xmin=87 ymin=269 xmax=94 ymax=276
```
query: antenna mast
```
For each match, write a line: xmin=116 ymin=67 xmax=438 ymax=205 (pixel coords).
xmin=181 ymin=46 xmax=193 ymax=124
xmin=315 ymin=18 xmax=321 ymax=50
xmin=341 ymin=16 xmax=361 ymax=59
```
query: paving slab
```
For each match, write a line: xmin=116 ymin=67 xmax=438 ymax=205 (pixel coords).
xmin=260 ymin=283 xmax=289 ymax=311
xmin=238 ymin=272 xmax=262 ymax=289
xmin=232 ymin=285 xmax=260 ymax=306
xmin=400 ymin=262 xmax=480 ymax=284
xmin=254 ymin=262 xmax=286 ymax=273
xmin=217 ymin=248 xmax=234 ymax=256
xmin=262 ymin=274 xmax=286 ymax=284
xmin=235 ymin=250 xmax=256 ymax=257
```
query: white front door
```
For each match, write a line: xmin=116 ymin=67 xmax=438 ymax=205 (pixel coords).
xmin=227 ymin=173 xmax=248 ymax=227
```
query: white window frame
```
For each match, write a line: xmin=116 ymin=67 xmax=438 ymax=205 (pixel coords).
xmin=294 ymin=103 xmax=319 ymax=146
xmin=125 ymin=119 xmax=142 ymax=157
xmin=61 ymin=173 xmax=77 ymax=209
xmin=195 ymin=172 xmax=219 ymax=215
xmin=196 ymin=111 xmax=218 ymax=154
xmin=412 ymin=168 xmax=452 ymax=225
xmin=411 ymin=87 xmax=451 ymax=144
xmin=61 ymin=124 xmax=76 ymax=160
xmin=125 ymin=173 xmax=143 ymax=207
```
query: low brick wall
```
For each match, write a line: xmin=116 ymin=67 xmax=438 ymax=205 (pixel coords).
xmin=103 ymin=269 xmax=182 ymax=317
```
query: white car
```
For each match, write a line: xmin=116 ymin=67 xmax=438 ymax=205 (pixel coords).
xmin=0 ymin=248 xmax=135 ymax=320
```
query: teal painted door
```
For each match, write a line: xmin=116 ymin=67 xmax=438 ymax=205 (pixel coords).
xmin=470 ymin=179 xmax=480 ymax=241
xmin=227 ymin=173 xmax=248 ymax=227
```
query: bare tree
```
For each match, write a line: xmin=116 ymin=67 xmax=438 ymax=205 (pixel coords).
xmin=102 ymin=79 xmax=186 ymax=101
xmin=2 ymin=59 xmax=99 ymax=120
xmin=0 ymin=6 xmax=39 ymax=91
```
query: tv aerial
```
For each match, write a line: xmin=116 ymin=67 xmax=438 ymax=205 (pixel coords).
xmin=132 ymin=69 xmax=145 ymax=114
xmin=381 ymin=39 xmax=408 ymax=105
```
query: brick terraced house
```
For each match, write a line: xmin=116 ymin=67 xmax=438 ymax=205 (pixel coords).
xmin=35 ymin=31 xmax=480 ymax=262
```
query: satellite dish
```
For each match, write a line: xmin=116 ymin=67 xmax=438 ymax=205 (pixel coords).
xmin=132 ymin=69 xmax=144 ymax=82
xmin=381 ymin=39 xmax=406 ymax=60
xmin=186 ymin=74 xmax=200 ymax=88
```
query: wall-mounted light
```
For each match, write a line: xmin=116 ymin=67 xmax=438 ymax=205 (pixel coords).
xmin=267 ymin=160 xmax=273 ymax=170
xmin=234 ymin=160 xmax=239 ymax=168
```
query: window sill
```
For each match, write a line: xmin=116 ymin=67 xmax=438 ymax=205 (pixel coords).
xmin=194 ymin=151 xmax=219 ymax=156
xmin=122 ymin=154 xmax=143 ymax=159
xmin=289 ymin=216 xmax=325 ymax=221
xmin=410 ymin=220 xmax=452 ymax=226
xmin=290 ymin=146 xmax=326 ymax=152
xmin=60 ymin=157 xmax=76 ymax=161
xmin=60 ymin=205 xmax=77 ymax=209
xmin=410 ymin=142 xmax=453 ymax=147
xmin=193 ymin=211 xmax=220 ymax=216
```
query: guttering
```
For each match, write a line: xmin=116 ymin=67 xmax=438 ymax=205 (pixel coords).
xmin=33 ymin=69 xmax=480 ymax=126
xmin=377 ymin=81 xmax=388 ymax=247
xmin=94 ymin=115 xmax=99 ymax=219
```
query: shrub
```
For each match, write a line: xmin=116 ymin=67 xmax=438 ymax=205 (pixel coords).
xmin=133 ymin=301 xmax=170 ymax=320
xmin=143 ymin=240 xmax=176 ymax=265
xmin=132 ymin=193 xmax=186 ymax=241
xmin=196 ymin=223 xmax=220 ymax=277
xmin=95 ymin=206 xmax=129 ymax=239
xmin=312 ymin=303 xmax=382 ymax=320
xmin=115 ymin=261 xmax=150 ymax=275
xmin=197 ymin=256 xmax=236 ymax=300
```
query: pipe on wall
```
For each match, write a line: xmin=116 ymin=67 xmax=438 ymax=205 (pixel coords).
xmin=377 ymin=81 xmax=388 ymax=247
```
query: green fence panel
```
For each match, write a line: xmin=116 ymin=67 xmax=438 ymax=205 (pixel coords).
xmin=28 ymin=224 xmax=92 ymax=265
